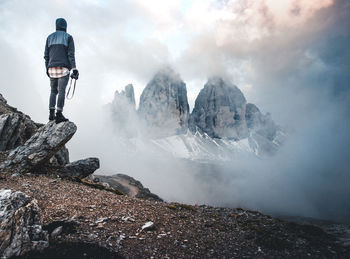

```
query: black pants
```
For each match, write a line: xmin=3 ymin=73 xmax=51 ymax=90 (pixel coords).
xmin=49 ymin=75 xmax=69 ymax=111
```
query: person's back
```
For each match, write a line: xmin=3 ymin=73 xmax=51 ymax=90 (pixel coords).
xmin=44 ymin=18 xmax=78 ymax=123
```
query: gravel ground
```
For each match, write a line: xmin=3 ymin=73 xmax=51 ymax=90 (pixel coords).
xmin=1 ymin=172 xmax=349 ymax=259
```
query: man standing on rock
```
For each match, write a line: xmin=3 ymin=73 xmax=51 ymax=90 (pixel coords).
xmin=44 ymin=18 xmax=79 ymax=123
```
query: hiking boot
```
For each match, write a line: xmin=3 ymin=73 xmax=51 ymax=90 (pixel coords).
xmin=55 ymin=111 xmax=68 ymax=123
xmin=49 ymin=109 xmax=55 ymax=121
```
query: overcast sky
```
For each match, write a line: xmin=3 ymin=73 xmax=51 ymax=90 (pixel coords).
xmin=1 ymin=0 xmax=349 ymax=222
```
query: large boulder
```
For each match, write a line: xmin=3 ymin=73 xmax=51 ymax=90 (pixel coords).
xmin=0 ymin=113 xmax=38 ymax=151
xmin=0 ymin=94 xmax=70 ymax=166
xmin=138 ymin=67 xmax=190 ymax=137
xmin=60 ymin=157 xmax=100 ymax=179
xmin=190 ymin=77 xmax=249 ymax=140
xmin=0 ymin=121 xmax=77 ymax=172
xmin=0 ymin=189 xmax=48 ymax=258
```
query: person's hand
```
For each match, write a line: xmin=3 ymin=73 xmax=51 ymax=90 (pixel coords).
xmin=71 ymin=68 xmax=79 ymax=80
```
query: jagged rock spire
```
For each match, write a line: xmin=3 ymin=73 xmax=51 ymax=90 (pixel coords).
xmin=138 ymin=67 xmax=190 ymax=137
xmin=189 ymin=77 xmax=249 ymax=140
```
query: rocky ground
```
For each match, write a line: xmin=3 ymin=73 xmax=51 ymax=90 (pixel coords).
xmin=1 ymin=172 xmax=349 ymax=259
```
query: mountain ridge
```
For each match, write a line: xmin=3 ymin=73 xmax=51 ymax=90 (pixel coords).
xmin=110 ymin=68 xmax=285 ymax=158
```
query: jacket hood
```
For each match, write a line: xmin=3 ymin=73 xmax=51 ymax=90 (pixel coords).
xmin=56 ymin=18 xmax=67 ymax=32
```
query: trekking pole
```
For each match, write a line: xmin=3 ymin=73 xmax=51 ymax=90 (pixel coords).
xmin=66 ymin=77 xmax=77 ymax=100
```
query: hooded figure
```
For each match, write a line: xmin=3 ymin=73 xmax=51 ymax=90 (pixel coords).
xmin=44 ymin=18 xmax=78 ymax=123
xmin=56 ymin=18 xmax=67 ymax=32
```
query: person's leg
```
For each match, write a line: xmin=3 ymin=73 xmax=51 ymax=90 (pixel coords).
xmin=49 ymin=78 xmax=58 ymax=120
xmin=56 ymin=75 xmax=70 ymax=123
xmin=49 ymin=78 xmax=58 ymax=109
xmin=56 ymin=74 xmax=69 ymax=112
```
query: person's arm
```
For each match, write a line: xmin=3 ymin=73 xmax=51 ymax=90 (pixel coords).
xmin=44 ymin=38 xmax=49 ymax=76
xmin=67 ymin=35 xmax=76 ymax=69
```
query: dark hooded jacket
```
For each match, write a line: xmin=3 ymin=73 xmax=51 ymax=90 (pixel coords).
xmin=44 ymin=18 xmax=76 ymax=71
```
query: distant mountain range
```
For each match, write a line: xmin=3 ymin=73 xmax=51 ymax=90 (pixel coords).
xmin=109 ymin=67 xmax=286 ymax=161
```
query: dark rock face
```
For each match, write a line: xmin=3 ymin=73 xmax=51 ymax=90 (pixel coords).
xmin=0 ymin=113 xmax=38 ymax=151
xmin=0 ymin=121 xmax=77 ymax=172
xmin=91 ymin=174 xmax=163 ymax=202
xmin=60 ymin=157 xmax=100 ymax=179
xmin=138 ymin=68 xmax=190 ymax=137
xmin=0 ymin=189 xmax=49 ymax=258
xmin=49 ymin=146 xmax=70 ymax=167
xmin=190 ymin=77 xmax=248 ymax=140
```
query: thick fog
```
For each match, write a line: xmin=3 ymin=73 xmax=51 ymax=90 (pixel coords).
xmin=0 ymin=0 xmax=349 ymax=223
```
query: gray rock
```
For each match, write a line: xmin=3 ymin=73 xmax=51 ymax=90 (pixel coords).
xmin=138 ymin=67 xmax=190 ymax=137
xmin=0 ymin=121 xmax=77 ymax=172
xmin=190 ymin=77 xmax=248 ymax=140
xmin=0 ymin=113 xmax=38 ymax=151
xmin=0 ymin=94 xmax=70 ymax=167
xmin=0 ymin=189 xmax=48 ymax=258
xmin=50 ymin=226 xmax=63 ymax=239
xmin=141 ymin=221 xmax=156 ymax=231
xmin=60 ymin=157 xmax=100 ymax=178
xmin=49 ymin=145 xmax=70 ymax=166
xmin=0 ymin=94 xmax=7 ymax=104
xmin=93 ymin=173 xmax=163 ymax=201
xmin=0 ymin=94 xmax=19 ymax=115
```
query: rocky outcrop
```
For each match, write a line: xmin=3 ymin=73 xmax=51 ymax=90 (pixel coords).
xmin=0 ymin=94 xmax=18 ymax=115
xmin=0 ymin=121 xmax=77 ymax=172
xmin=0 ymin=94 xmax=6 ymax=104
xmin=190 ymin=77 xmax=249 ymax=140
xmin=0 ymin=189 xmax=48 ymax=258
xmin=0 ymin=95 xmax=70 ymax=166
xmin=90 ymin=174 xmax=163 ymax=201
xmin=138 ymin=68 xmax=190 ymax=137
xmin=60 ymin=158 xmax=100 ymax=179
xmin=0 ymin=113 xmax=38 ymax=151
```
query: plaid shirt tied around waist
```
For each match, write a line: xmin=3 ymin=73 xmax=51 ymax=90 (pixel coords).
xmin=48 ymin=67 xmax=69 ymax=78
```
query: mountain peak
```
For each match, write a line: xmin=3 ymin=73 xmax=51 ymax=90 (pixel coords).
xmin=113 ymin=84 xmax=135 ymax=108
xmin=138 ymin=68 xmax=190 ymax=137
xmin=190 ymin=77 xmax=248 ymax=140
